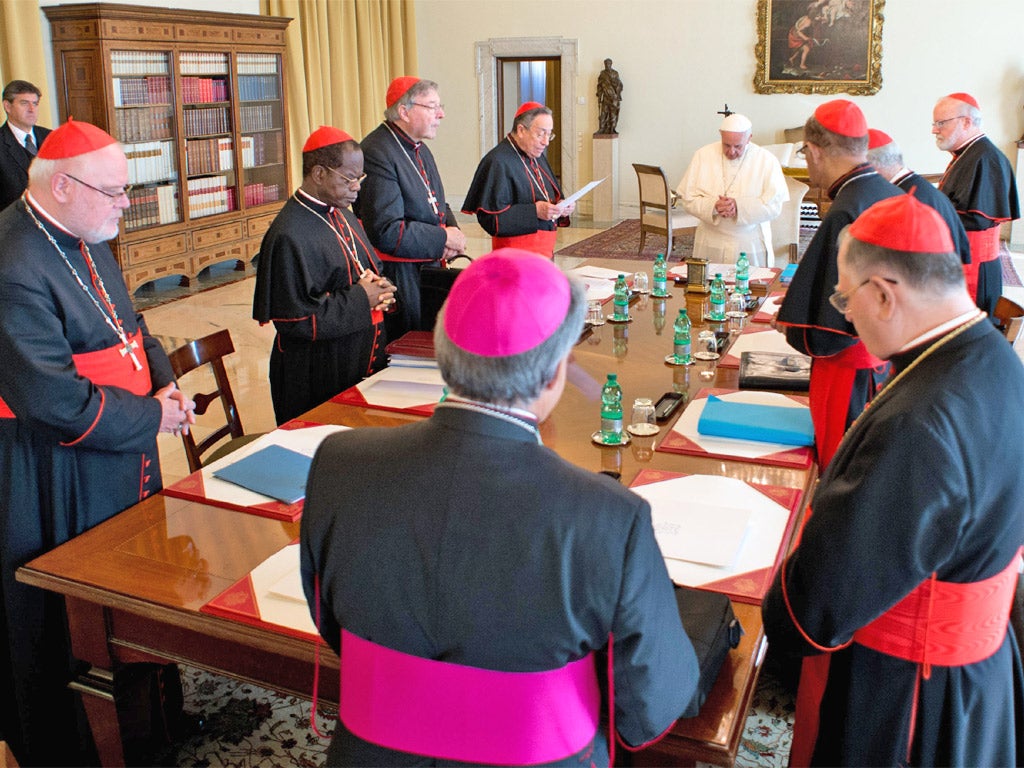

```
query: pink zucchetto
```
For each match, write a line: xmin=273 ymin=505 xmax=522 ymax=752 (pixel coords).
xmin=849 ymin=193 xmax=955 ymax=254
xmin=867 ymin=129 xmax=893 ymax=150
xmin=814 ymin=99 xmax=867 ymax=138
xmin=37 ymin=118 xmax=117 ymax=159
xmin=302 ymin=126 xmax=354 ymax=153
xmin=443 ymin=249 xmax=571 ymax=357
xmin=947 ymin=92 xmax=980 ymax=110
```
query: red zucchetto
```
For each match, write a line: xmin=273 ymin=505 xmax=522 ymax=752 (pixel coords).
xmin=443 ymin=249 xmax=571 ymax=357
xmin=814 ymin=99 xmax=868 ymax=138
xmin=867 ymin=129 xmax=894 ymax=150
xmin=946 ymin=92 xmax=980 ymax=110
xmin=386 ymin=76 xmax=420 ymax=108
xmin=849 ymin=193 xmax=955 ymax=254
xmin=302 ymin=126 xmax=354 ymax=153
xmin=36 ymin=118 xmax=117 ymax=159
xmin=515 ymin=102 xmax=545 ymax=119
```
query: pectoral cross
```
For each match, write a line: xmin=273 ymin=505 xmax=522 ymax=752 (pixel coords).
xmin=120 ymin=337 xmax=143 ymax=371
xmin=427 ymin=191 xmax=439 ymax=216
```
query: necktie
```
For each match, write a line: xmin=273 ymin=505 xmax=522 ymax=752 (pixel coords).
xmin=24 ymin=134 xmax=37 ymax=156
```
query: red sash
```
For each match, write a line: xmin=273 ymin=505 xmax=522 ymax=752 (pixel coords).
xmin=492 ymin=229 xmax=558 ymax=259
xmin=808 ymin=341 xmax=884 ymax=469
xmin=963 ymin=228 xmax=1000 ymax=301
xmin=0 ymin=329 xmax=150 ymax=419
xmin=338 ymin=629 xmax=600 ymax=764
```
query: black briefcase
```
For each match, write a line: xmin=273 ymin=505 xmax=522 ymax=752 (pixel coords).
xmin=675 ymin=586 xmax=744 ymax=717
xmin=418 ymin=255 xmax=471 ymax=331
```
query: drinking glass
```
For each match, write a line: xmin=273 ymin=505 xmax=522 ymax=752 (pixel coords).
xmin=726 ymin=291 xmax=748 ymax=319
xmin=693 ymin=329 xmax=720 ymax=361
xmin=627 ymin=397 xmax=659 ymax=436
xmin=586 ymin=299 xmax=605 ymax=326
xmin=632 ymin=271 xmax=650 ymax=294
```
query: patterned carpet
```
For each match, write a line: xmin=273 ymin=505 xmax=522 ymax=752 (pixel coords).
xmin=154 ymin=660 xmax=794 ymax=767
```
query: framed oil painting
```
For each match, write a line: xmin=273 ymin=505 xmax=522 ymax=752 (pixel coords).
xmin=754 ymin=0 xmax=884 ymax=95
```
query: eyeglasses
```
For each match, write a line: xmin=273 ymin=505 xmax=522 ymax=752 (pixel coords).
xmin=529 ymin=128 xmax=555 ymax=142
xmin=794 ymin=143 xmax=808 ymax=158
xmin=931 ymin=116 xmax=963 ymax=129
xmin=409 ymin=102 xmax=444 ymax=114
xmin=64 ymin=173 xmax=133 ymax=201
xmin=324 ymin=166 xmax=367 ymax=186
xmin=828 ymin=276 xmax=898 ymax=314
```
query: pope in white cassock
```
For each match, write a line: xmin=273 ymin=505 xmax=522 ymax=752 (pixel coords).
xmin=677 ymin=113 xmax=788 ymax=267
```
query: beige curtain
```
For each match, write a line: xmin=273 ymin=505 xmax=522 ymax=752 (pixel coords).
xmin=261 ymin=0 xmax=417 ymax=189
xmin=0 ymin=0 xmax=54 ymax=127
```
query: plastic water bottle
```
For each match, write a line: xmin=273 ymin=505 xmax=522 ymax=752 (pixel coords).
xmin=673 ymin=308 xmax=692 ymax=365
xmin=652 ymin=253 xmax=668 ymax=297
xmin=600 ymin=373 xmax=623 ymax=444
xmin=735 ymin=252 xmax=750 ymax=296
xmin=613 ymin=274 xmax=629 ymax=321
xmin=709 ymin=273 xmax=727 ymax=321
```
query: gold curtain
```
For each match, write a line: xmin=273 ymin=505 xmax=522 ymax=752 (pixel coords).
xmin=0 ymin=0 xmax=54 ymax=127
xmin=261 ymin=0 xmax=417 ymax=189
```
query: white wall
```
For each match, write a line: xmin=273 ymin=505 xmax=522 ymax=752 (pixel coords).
xmin=415 ymin=0 xmax=1024 ymax=212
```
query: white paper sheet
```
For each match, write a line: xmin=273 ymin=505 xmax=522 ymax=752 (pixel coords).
xmin=198 ymin=425 xmax=349 ymax=507
xmin=630 ymin=474 xmax=794 ymax=590
xmin=568 ymin=265 xmax=623 ymax=281
xmin=641 ymin=492 xmax=751 ymax=567
xmin=721 ymin=329 xmax=804 ymax=366
xmin=354 ymin=364 xmax=446 ymax=409
xmin=668 ymin=264 xmax=778 ymax=283
xmin=251 ymin=544 xmax=317 ymax=635
xmin=556 ymin=178 xmax=605 ymax=213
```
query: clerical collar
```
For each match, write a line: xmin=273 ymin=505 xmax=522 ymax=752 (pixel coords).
xmin=23 ymin=191 xmax=77 ymax=241
xmin=896 ymin=308 xmax=984 ymax=355
xmin=889 ymin=168 xmax=913 ymax=186
xmin=951 ymin=133 xmax=985 ymax=158
xmin=385 ymin=121 xmax=421 ymax=149
xmin=827 ymin=163 xmax=876 ymax=200
xmin=438 ymin=395 xmax=542 ymax=443
xmin=295 ymin=187 xmax=334 ymax=213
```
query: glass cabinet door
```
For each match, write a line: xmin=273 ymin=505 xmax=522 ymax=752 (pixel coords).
xmin=110 ymin=50 xmax=180 ymax=231
xmin=180 ymin=51 xmax=237 ymax=219
xmin=236 ymin=52 xmax=286 ymax=208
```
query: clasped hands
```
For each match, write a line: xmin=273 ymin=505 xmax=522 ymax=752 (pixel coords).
xmin=156 ymin=382 xmax=197 ymax=435
xmin=714 ymin=195 xmax=738 ymax=220
xmin=359 ymin=271 xmax=397 ymax=312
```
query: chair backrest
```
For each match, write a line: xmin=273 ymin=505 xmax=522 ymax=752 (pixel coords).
xmin=993 ymin=296 xmax=1024 ymax=346
xmin=167 ymin=329 xmax=244 ymax=473
xmin=633 ymin=163 xmax=671 ymax=215
xmin=773 ymin=176 xmax=810 ymax=261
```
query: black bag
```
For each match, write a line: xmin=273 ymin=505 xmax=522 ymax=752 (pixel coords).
xmin=418 ymin=255 xmax=472 ymax=331
xmin=675 ymin=586 xmax=743 ymax=717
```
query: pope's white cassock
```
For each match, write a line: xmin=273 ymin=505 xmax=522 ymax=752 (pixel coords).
xmin=677 ymin=141 xmax=788 ymax=267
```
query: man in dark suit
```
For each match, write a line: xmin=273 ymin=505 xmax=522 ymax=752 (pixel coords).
xmin=1 ymin=80 xmax=50 ymax=210
xmin=301 ymin=249 xmax=700 ymax=766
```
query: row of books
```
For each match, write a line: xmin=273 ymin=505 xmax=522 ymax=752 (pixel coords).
xmin=182 ymin=76 xmax=229 ymax=105
xmin=237 ymin=53 xmax=280 ymax=76
xmin=238 ymin=74 xmax=280 ymax=102
xmin=180 ymin=51 xmax=229 ymax=77
xmin=187 ymin=137 xmax=234 ymax=176
xmin=239 ymin=104 xmax=278 ymax=133
xmin=125 ymin=140 xmax=177 ymax=185
xmin=115 ymin=105 xmax=174 ymax=144
xmin=183 ymin=105 xmax=231 ymax=138
xmin=112 ymin=76 xmax=172 ymax=107
xmin=243 ymin=182 xmax=282 ymax=207
xmin=241 ymin=132 xmax=284 ymax=168
xmin=112 ymin=50 xmax=169 ymax=77
xmin=124 ymin=184 xmax=180 ymax=231
xmin=187 ymin=175 xmax=236 ymax=219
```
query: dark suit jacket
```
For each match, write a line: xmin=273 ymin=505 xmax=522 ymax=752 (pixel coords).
xmin=0 ymin=122 xmax=51 ymax=211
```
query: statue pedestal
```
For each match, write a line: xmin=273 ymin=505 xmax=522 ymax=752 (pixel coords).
xmin=592 ymin=134 xmax=619 ymax=224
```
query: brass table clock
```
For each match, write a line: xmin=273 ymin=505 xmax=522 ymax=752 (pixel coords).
xmin=685 ymin=257 xmax=710 ymax=294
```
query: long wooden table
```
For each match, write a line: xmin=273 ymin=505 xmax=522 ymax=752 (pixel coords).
xmin=18 ymin=259 xmax=813 ymax=766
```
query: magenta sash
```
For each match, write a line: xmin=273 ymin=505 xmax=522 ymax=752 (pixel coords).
xmin=339 ymin=629 xmax=600 ymax=764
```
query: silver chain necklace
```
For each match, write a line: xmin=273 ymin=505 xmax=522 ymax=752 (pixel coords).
xmin=294 ymin=193 xmax=369 ymax=275
xmin=24 ymin=202 xmax=142 ymax=370
xmin=385 ymin=123 xmax=440 ymax=217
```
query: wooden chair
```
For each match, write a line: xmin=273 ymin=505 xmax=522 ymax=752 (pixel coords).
xmin=632 ymin=163 xmax=698 ymax=256
xmin=167 ymin=329 xmax=252 ymax=473
xmin=992 ymin=296 xmax=1024 ymax=346
xmin=775 ymin=176 xmax=810 ymax=263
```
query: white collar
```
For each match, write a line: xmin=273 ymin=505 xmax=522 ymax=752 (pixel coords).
xmin=897 ymin=308 xmax=984 ymax=353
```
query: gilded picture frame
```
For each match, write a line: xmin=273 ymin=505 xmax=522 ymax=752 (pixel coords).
xmin=754 ymin=0 xmax=884 ymax=95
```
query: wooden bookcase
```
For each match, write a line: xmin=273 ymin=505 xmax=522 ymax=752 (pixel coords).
xmin=44 ymin=3 xmax=292 ymax=292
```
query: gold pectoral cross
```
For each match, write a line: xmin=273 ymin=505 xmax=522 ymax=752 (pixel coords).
xmin=120 ymin=338 xmax=143 ymax=371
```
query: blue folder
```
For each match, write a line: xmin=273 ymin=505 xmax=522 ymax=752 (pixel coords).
xmin=697 ymin=395 xmax=814 ymax=446
xmin=779 ymin=263 xmax=799 ymax=284
xmin=212 ymin=444 xmax=312 ymax=504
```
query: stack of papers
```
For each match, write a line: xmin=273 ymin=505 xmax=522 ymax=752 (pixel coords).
xmin=630 ymin=470 xmax=803 ymax=603
xmin=717 ymin=327 xmax=804 ymax=368
xmin=567 ymin=265 xmax=621 ymax=304
xmin=331 ymin=362 xmax=446 ymax=415
xmin=752 ymin=292 xmax=785 ymax=323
